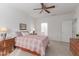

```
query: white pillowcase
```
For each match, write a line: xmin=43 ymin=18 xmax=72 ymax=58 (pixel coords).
xmin=16 ymin=32 xmax=23 ymax=36
xmin=6 ymin=32 xmax=16 ymax=39
xmin=21 ymin=31 xmax=29 ymax=36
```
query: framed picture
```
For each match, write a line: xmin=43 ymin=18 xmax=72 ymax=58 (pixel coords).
xmin=19 ymin=23 xmax=27 ymax=30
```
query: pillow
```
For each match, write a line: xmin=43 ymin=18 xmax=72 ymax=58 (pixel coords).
xmin=6 ymin=32 xmax=16 ymax=39
xmin=16 ymin=32 xmax=23 ymax=36
xmin=21 ymin=31 xmax=29 ymax=36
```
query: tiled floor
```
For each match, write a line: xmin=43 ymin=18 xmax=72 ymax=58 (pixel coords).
xmin=8 ymin=40 xmax=72 ymax=56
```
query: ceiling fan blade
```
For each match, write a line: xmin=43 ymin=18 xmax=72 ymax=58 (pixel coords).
xmin=44 ymin=9 xmax=50 ymax=13
xmin=41 ymin=3 xmax=44 ymax=6
xmin=46 ymin=5 xmax=55 ymax=9
xmin=40 ymin=9 xmax=43 ymax=13
xmin=34 ymin=8 xmax=42 ymax=10
xmin=41 ymin=3 xmax=45 ymax=9
xmin=41 ymin=3 xmax=43 ymax=5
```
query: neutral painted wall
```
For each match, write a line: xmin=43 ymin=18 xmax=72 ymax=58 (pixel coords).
xmin=0 ymin=4 xmax=34 ymax=32
xmin=35 ymin=13 xmax=74 ymax=42
xmin=0 ymin=3 xmax=75 ymax=42
xmin=62 ymin=20 xmax=72 ymax=42
xmin=75 ymin=6 xmax=79 ymax=34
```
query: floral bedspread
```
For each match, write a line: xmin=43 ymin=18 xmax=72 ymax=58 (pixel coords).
xmin=15 ymin=35 xmax=48 ymax=56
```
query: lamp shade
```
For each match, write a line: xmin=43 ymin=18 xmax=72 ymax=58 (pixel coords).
xmin=0 ymin=27 xmax=7 ymax=32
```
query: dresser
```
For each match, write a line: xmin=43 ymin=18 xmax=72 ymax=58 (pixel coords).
xmin=70 ymin=38 xmax=79 ymax=55
xmin=0 ymin=38 xmax=15 ymax=56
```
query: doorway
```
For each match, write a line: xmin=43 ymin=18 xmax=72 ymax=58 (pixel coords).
xmin=41 ymin=23 xmax=48 ymax=36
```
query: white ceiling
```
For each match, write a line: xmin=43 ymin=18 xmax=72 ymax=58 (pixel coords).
xmin=4 ymin=3 xmax=79 ymax=17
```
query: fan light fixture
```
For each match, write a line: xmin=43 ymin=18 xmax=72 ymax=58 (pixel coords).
xmin=34 ymin=3 xmax=55 ymax=13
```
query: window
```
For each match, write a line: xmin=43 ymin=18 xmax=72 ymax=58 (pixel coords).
xmin=41 ymin=23 xmax=48 ymax=36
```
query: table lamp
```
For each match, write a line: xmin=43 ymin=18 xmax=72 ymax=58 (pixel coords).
xmin=0 ymin=27 xmax=8 ymax=55
xmin=0 ymin=27 xmax=8 ymax=40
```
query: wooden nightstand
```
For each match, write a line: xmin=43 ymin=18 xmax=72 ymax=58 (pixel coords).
xmin=0 ymin=38 xmax=15 ymax=56
xmin=70 ymin=38 xmax=79 ymax=55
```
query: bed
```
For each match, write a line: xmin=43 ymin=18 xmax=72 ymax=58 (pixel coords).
xmin=15 ymin=35 xmax=48 ymax=56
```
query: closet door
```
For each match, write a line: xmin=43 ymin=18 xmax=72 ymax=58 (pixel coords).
xmin=62 ymin=20 xmax=72 ymax=42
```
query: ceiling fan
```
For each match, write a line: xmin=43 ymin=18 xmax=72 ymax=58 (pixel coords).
xmin=34 ymin=3 xmax=55 ymax=13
